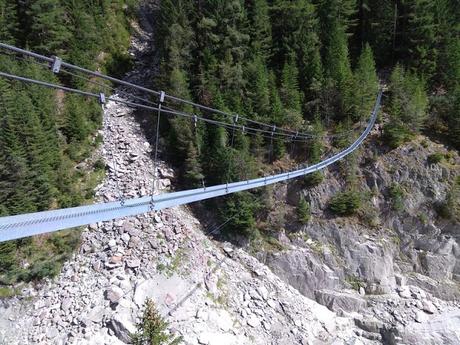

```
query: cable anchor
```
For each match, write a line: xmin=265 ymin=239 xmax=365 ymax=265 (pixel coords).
xmin=99 ymin=93 xmax=106 ymax=105
xmin=51 ymin=56 xmax=62 ymax=74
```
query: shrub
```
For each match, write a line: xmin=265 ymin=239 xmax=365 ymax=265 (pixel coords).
xmin=382 ymin=122 xmax=414 ymax=149
xmin=131 ymin=298 xmax=182 ymax=345
xmin=304 ymin=171 xmax=324 ymax=187
xmin=438 ymin=176 xmax=460 ymax=222
xmin=427 ymin=153 xmax=444 ymax=165
xmin=297 ymin=197 xmax=311 ymax=224
xmin=388 ymin=183 xmax=404 ymax=212
xmin=329 ymin=191 xmax=362 ymax=216
xmin=93 ymin=158 xmax=106 ymax=171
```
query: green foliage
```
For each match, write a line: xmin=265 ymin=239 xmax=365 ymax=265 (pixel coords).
xmin=388 ymin=183 xmax=404 ymax=212
xmin=382 ymin=122 xmax=414 ymax=149
xmin=427 ymin=152 xmax=444 ymax=165
xmin=303 ymin=171 xmax=324 ymax=187
xmin=223 ymin=192 xmax=260 ymax=237
xmin=131 ymin=298 xmax=182 ymax=345
xmin=329 ymin=191 xmax=362 ymax=216
xmin=352 ymin=43 xmax=379 ymax=121
xmin=297 ymin=197 xmax=311 ymax=224
xmin=388 ymin=65 xmax=428 ymax=132
xmin=0 ymin=0 xmax=135 ymax=286
xmin=437 ymin=176 xmax=460 ymax=222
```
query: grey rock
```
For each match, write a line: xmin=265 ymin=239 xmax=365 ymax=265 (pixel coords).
xmin=61 ymin=298 xmax=71 ymax=312
xmin=315 ymin=289 xmax=367 ymax=313
xmin=46 ymin=327 xmax=58 ymax=339
xmin=126 ymin=258 xmax=140 ymax=268
xmin=87 ymin=306 xmax=105 ymax=323
xmin=422 ymin=300 xmax=436 ymax=314
xmin=246 ymin=315 xmax=260 ymax=328
xmin=105 ymin=286 xmax=124 ymax=304
xmin=355 ymin=317 xmax=384 ymax=333
xmin=109 ymin=312 xmax=136 ymax=343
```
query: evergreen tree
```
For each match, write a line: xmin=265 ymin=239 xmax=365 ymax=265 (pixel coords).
xmin=248 ymin=0 xmax=272 ymax=60
xmin=25 ymin=0 xmax=72 ymax=55
xmin=297 ymin=197 xmax=311 ymax=224
xmin=280 ymin=58 xmax=303 ymax=129
xmin=405 ymin=0 xmax=439 ymax=80
xmin=271 ymin=0 xmax=321 ymax=92
xmin=324 ymin=22 xmax=354 ymax=118
xmin=352 ymin=43 xmax=379 ymax=120
xmin=0 ymin=0 xmax=17 ymax=44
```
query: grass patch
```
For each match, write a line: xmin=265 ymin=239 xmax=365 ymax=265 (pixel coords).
xmin=346 ymin=275 xmax=365 ymax=291
xmin=427 ymin=152 xmax=444 ymax=165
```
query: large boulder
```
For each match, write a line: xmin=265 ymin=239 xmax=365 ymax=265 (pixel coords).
xmin=315 ymin=289 xmax=367 ymax=313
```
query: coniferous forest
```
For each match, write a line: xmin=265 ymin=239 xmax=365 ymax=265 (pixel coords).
xmin=0 ymin=0 xmax=459 ymax=286
xmin=155 ymin=0 xmax=460 ymax=236
xmin=0 ymin=0 xmax=136 ymax=286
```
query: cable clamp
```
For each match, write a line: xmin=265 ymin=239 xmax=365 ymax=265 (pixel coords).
xmin=51 ymin=56 xmax=62 ymax=74
xmin=159 ymin=91 xmax=165 ymax=104
xmin=271 ymin=125 xmax=276 ymax=137
xmin=149 ymin=197 xmax=155 ymax=211
xmin=194 ymin=115 xmax=198 ymax=128
xmin=99 ymin=93 xmax=106 ymax=105
xmin=234 ymin=114 xmax=239 ymax=124
xmin=242 ymin=125 xmax=245 ymax=133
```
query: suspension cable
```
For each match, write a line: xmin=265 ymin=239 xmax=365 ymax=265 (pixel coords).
xmin=0 ymin=71 xmax=332 ymax=144
xmin=0 ymin=43 xmax=361 ymax=140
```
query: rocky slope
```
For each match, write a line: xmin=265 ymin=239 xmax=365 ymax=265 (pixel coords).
xmin=258 ymin=131 xmax=460 ymax=343
xmin=1 ymin=2 xmax=460 ymax=345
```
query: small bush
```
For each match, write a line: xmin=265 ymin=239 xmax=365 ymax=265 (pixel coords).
xmin=437 ymin=176 xmax=460 ymax=222
xmin=329 ymin=191 xmax=362 ymax=216
xmin=304 ymin=171 xmax=324 ymax=187
xmin=382 ymin=123 xmax=414 ymax=149
xmin=93 ymin=158 xmax=106 ymax=171
xmin=131 ymin=298 xmax=182 ymax=345
xmin=388 ymin=183 xmax=404 ymax=212
xmin=427 ymin=153 xmax=444 ymax=165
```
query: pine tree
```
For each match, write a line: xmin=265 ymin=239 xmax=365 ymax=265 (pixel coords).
xmin=271 ymin=0 xmax=321 ymax=92
xmin=297 ymin=197 xmax=311 ymax=224
xmin=249 ymin=0 xmax=272 ymax=59
xmin=324 ymin=22 xmax=354 ymax=118
xmin=184 ymin=142 xmax=204 ymax=187
xmin=0 ymin=0 xmax=18 ymax=44
xmin=405 ymin=0 xmax=439 ymax=80
xmin=25 ymin=0 xmax=72 ymax=55
xmin=352 ymin=43 xmax=379 ymax=120
xmin=246 ymin=56 xmax=271 ymax=118
xmin=280 ymin=58 xmax=303 ymax=129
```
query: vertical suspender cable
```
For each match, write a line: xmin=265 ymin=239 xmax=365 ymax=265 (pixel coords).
xmin=150 ymin=91 xmax=165 ymax=210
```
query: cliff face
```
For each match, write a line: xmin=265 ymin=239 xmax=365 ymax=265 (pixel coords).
xmin=259 ymin=132 xmax=460 ymax=343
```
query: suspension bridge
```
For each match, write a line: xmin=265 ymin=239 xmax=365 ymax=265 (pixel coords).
xmin=0 ymin=43 xmax=383 ymax=242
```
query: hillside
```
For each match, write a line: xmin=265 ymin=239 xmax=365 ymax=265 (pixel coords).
xmin=0 ymin=0 xmax=459 ymax=345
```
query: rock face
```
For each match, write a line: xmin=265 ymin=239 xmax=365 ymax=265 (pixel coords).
xmin=257 ymin=138 xmax=460 ymax=343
